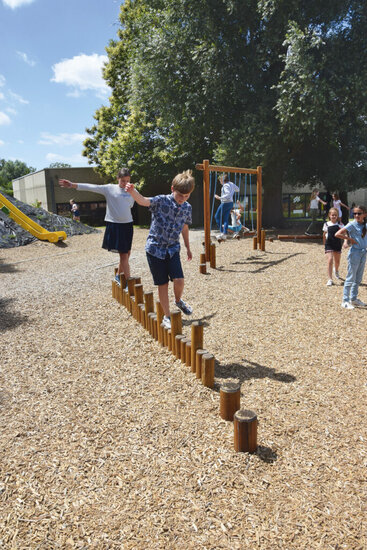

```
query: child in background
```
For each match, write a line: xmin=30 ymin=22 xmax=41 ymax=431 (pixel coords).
xmin=323 ymin=208 xmax=344 ymax=286
xmin=305 ymin=189 xmax=327 ymax=235
xmin=214 ymin=174 xmax=239 ymax=241
xmin=59 ymin=168 xmax=134 ymax=284
xmin=69 ymin=199 xmax=80 ymax=222
xmin=228 ymin=202 xmax=250 ymax=238
xmin=335 ymin=205 xmax=367 ymax=309
xmin=125 ymin=170 xmax=194 ymax=329
xmin=332 ymin=192 xmax=350 ymax=222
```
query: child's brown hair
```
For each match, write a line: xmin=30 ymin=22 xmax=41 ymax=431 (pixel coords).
xmin=172 ymin=170 xmax=195 ymax=194
xmin=354 ymin=205 xmax=367 ymax=238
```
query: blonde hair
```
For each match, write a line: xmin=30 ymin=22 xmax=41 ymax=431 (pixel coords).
xmin=172 ymin=170 xmax=195 ymax=194
xmin=310 ymin=188 xmax=319 ymax=200
xmin=328 ymin=207 xmax=338 ymax=219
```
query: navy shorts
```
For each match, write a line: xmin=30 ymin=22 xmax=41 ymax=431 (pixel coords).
xmin=102 ymin=222 xmax=133 ymax=253
xmin=146 ymin=251 xmax=184 ymax=286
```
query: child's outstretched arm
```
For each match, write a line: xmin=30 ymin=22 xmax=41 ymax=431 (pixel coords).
xmin=181 ymin=224 xmax=192 ymax=261
xmin=59 ymin=179 xmax=78 ymax=189
xmin=125 ymin=183 xmax=151 ymax=207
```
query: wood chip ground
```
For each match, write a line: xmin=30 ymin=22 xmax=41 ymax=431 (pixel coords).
xmin=1 ymin=229 xmax=366 ymax=549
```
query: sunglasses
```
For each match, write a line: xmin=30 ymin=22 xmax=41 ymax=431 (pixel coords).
xmin=353 ymin=212 xmax=364 ymax=216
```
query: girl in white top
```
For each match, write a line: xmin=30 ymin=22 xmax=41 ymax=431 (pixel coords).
xmin=305 ymin=188 xmax=327 ymax=235
xmin=59 ymin=168 xmax=135 ymax=282
xmin=322 ymin=207 xmax=344 ymax=286
xmin=214 ymin=175 xmax=239 ymax=240
xmin=332 ymin=192 xmax=349 ymax=222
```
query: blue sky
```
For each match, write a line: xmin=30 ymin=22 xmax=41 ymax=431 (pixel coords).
xmin=0 ymin=0 xmax=121 ymax=171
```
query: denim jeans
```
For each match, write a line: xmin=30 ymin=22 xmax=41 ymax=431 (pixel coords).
xmin=215 ymin=201 xmax=233 ymax=234
xmin=306 ymin=208 xmax=319 ymax=234
xmin=343 ymin=248 xmax=366 ymax=302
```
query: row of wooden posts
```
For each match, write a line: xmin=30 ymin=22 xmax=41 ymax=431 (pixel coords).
xmin=112 ymin=270 xmax=257 ymax=453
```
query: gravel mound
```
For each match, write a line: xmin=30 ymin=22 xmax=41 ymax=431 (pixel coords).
xmin=0 ymin=193 xmax=99 ymax=248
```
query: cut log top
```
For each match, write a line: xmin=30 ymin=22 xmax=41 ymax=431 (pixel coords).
xmin=221 ymin=382 xmax=240 ymax=394
xmin=234 ymin=409 xmax=257 ymax=422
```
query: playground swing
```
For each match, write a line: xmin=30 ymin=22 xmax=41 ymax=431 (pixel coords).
xmin=196 ymin=160 xmax=263 ymax=268
xmin=209 ymin=170 xmax=256 ymax=240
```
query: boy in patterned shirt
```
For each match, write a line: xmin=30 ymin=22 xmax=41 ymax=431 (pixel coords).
xmin=125 ymin=170 xmax=195 ymax=329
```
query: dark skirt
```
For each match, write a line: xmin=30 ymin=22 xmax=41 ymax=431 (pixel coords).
xmin=102 ymin=221 xmax=133 ymax=253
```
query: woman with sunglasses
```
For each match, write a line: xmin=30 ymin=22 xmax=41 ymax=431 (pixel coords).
xmin=335 ymin=206 xmax=367 ymax=309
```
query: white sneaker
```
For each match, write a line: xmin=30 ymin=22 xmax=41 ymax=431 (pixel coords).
xmin=242 ymin=227 xmax=250 ymax=233
xmin=334 ymin=270 xmax=340 ymax=279
xmin=351 ymin=298 xmax=366 ymax=307
xmin=162 ymin=315 xmax=171 ymax=329
xmin=216 ymin=233 xmax=227 ymax=241
xmin=326 ymin=279 xmax=333 ymax=286
xmin=341 ymin=301 xmax=354 ymax=310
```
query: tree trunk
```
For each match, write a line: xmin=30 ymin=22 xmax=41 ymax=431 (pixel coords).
xmin=262 ymin=179 xmax=284 ymax=228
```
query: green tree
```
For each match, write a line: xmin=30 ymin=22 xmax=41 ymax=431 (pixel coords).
xmin=83 ymin=0 xmax=367 ymax=225
xmin=48 ymin=162 xmax=72 ymax=168
xmin=0 ymin=159 xmax=36 ymax=196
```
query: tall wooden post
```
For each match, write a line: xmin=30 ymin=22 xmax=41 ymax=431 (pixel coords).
xmin=202 ymin=353 xmax=215 ymax=388
xmin=203 ymin=159 xmax=211 ymax=262
xmin=234 ymin=409 xmax=258 ymax=453
xmin=256 ymin=166 xmax=262 ymax=249
xmin=170 ymin=311 xmax=182 ymax=354
xmin=191 ymin=322 xmax=203 ymax=373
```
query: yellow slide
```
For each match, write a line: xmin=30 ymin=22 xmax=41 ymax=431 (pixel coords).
xmin=0 ymin=192 xmax=67 ymax=243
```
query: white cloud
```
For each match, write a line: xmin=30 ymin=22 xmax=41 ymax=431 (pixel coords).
xmin=0 ymin=111 xmax=11 ymax=125
xmin=51 ymin=53 xmax=110 ymax=97
xmin=9 ymin=90 xmax=29 ymax=104
xmin=17 ymin=51 xmax=36 ymax=67
xmin=45 ymin=152 xmax=89 ymax=166
xmin=6 ymin=107 xmax=17 ymax=115
xmin=0 ymin=92 xmax=4 ymax=100
xmin=0 ymin=139 xmax=5 ymax=146
xmin=0 ymin=75 xmax=5 ymax=87
xmin=2 ymin=0 xmax=35 ymax=8
xmin=38 ymin=132 xmax=87 ymax=146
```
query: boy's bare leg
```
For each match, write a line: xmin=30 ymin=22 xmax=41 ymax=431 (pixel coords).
xmin=118 ymin=251 xmax=131 ymax=279
xmin=173 ymin=278 xmax=184 ymax=303
xmin=158 ymin=283 xmax=170 ymax=317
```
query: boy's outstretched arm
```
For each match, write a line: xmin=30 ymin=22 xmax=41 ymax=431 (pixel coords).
xmin=181 ymin=224 xmax=192 ymax=261
xmin=125 ymin=183 xmax=151 ymax=207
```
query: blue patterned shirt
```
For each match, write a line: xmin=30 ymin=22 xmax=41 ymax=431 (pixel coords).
xmin=145 ymin=194 xmax=192 ymax=259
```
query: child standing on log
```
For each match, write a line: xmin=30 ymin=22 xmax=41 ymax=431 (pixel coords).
xmin=323 ymin=207 xmax=344 ymax=286
xmin=335 ymin=205 xmax=367 ymax=309
xmin=59 ymin=168 xmax=134 ymax=284
xmin=125 ymin=170 xmax=194 ymax=329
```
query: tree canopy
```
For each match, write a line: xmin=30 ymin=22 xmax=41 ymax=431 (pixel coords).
xmin=0 ymin=159 xmax=36 ymax=196
xmin=83 ymin=0 xmax=367 ymax=224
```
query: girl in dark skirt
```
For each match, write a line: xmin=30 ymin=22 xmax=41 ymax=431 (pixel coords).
xmin=59 ymin=168 xmax=135 ymax=283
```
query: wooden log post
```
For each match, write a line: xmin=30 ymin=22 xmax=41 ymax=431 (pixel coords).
xmin=185 ymin=340 xmax=192 ymax=368
xmin=195 ymin=349 xmax=208 ymax=379
xmin=152 ymin=314 xmax=158 ymax=340
xmin=200 ymin=252 xmax=206 ymax=264
xmin=170 ymin=311 xmax=182 ymax=355
xmin=156 ymin=301 xmax=164 ymax=344
xmin=209 ymin=243 xmax=216 ymax=269
xmin=167 ymin=330 xmax=172 ymax=351
xmin=112 ymin=267 xmax=118 ymax=299
xmin=147 ymin=312 xmax=155 ymax=337
xmin=234 ymin=409 xmax=258 ymax=453
xmin=199 ymin=263 xmax=207 ymax=274
xmin=253 ymin=236 xmax=257 ymax=250
xmin=180 ymin=337 xmax=189 ymax=364
xmin=202 ymin=353 xmax=215 ymax=388
xmin=220 ymin=382 xmax=241 ymax=421
xmin=191 ymin=322 xmax=203 ymax=373
xmin=260 ymin=229 xmax=266 ymax=251
xmin=144 ymin=291 xmax=154 ymax=328
xmin=118 ymin=274 xmax=127 ymax=304
xmin=175 ymin=335 xmax=185 ymax=360
xmin=139 ymin=303 xmax=145 ymax=326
